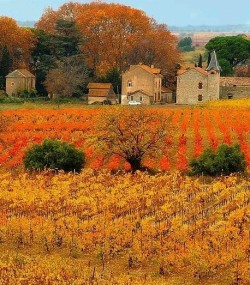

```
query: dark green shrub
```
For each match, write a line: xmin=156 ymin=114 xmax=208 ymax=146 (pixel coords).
xmin=189 ymin=144 xmax=247 ymax=176
xmin=24 ymin=139 xmax=85 ymax=172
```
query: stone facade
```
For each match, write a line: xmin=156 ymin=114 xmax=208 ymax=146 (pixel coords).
xmin=220 ymin=77 xmax=250 ymax=99
xmin=176 ymin=67 xmax=220 ymax=104
xmin=126 ymin=90 xmax=153 ymax=105
xmin=121 ymin=64 xmax=162 ymax=105
xmin=176 ymin=51 xmax=221 ymax=104
xmin=5 ymin=69 xmax=35 ymax=96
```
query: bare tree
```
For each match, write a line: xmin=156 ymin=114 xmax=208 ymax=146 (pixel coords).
xmin=44 ymin=54 xmax=88 ymax=98
xmin=92 ymin=107 xmax=171 ymax=172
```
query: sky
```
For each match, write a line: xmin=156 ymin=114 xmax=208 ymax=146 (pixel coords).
xmin=0 ymin=0 xmax=250 ymax=26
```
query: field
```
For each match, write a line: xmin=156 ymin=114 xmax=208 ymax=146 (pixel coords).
xmin=0 ymin=171 xmax=249 ymax=284
xmin=0 ymin=100 xmax=250 ymax=171
xmin=0 ymin=100 xmax=249 ymax=284
xmin=181 ymin=48 xmax=206 ymax=68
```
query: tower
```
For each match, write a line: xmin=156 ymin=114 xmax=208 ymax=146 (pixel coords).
xmin=206 ymin=50 xmax=220 ymax=101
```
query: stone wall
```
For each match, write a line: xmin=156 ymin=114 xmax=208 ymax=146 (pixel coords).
xmin=6 ymin=77 xmax=35 ymax=96
xmin=220 ymin=86 xmax=250 ymax=99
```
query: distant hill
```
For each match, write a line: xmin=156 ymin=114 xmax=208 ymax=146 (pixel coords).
xmin=18 ymin=21 xmax=35 ymax=27
xmin=18 ymin=21 xmax=250 ymax=33
xmin=169 ymin=24 xmax=250 ymax=33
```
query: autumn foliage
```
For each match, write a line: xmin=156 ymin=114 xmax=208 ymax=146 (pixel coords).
xmin=36 ymin=2 xmax=180 ymax=76
xmin=0 ymin=16 xmax=36 ymax=69
xmin=0 ymin=103 xmax=249 ymax=171
xmin=0 ymin=170 xmax=249 ymax=284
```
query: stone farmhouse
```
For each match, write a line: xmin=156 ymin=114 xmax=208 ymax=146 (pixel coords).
xmin=5 ymin=69 xmax=35 ymax=96
xmin=121 ymin=64 xmax=163 ymax=105
xmin=176 ymin=51 xmax=250 ymax=104
xmin=176 ymin=51 xmax=220 ymax=104
xmin=87 ymin=83 xmax=117 ymax=104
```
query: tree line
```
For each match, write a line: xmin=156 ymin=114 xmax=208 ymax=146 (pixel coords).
xmin=0 ymin=1 xmax=180 ymax=97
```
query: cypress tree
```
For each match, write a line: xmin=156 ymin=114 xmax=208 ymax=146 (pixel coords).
xmin=0 ymin=45 xmax=12 ymax=89
xmin=0 ymin=45 xmax=12 ymax=77
xmin=198 ymin=54 xmax=203 ymax=68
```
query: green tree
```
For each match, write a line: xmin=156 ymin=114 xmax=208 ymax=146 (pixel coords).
xmin=31 ymin=19 xmax=85 ymax=95
xmin=189 ymin=144 xmax=247 ymax=176
xmin=24 ymin=139 xmax=85 ymax=172
xmin=178 ymin=37 xmax=194 ymax=52
xmin=98 ymin=67 xmax=121 ymax=95
xmin=219 ymin=59 xmax=233 ymax=76
xmin=198 ymin=54 xmax=203 ymax=68
xmin=0 ymin=45 xmax=12 ymax=89
xmin=205 ymin=35 xmax=250 ymax=74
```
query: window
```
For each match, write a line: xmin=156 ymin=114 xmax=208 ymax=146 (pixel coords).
xmin=140 ymin=96 xmax=142 ymax=101
xmin=11 ymin=82 xmax=14 ymax=86
xmin=198 ymin=82 xmax=203 ymax=89
xmin=198 ymin=94 xmax=203 ymax=101
xmin=127 ymin=80 xmax=132 ymax=87
xmin=130 ymin=95 xmax=134 ymax=101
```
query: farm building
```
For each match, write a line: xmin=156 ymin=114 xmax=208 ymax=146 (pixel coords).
xmin=5 ymin=69 xmax=35 ymax=96
xmin=121 ymin=64 xmax=163 ymax=105
xmin=87 ymin=83 xmax=117 ymax=104
xmin=220 ymin=77 xmax=250 ymax=99
xmin=176 ymin=51 xmax=220 ymax=104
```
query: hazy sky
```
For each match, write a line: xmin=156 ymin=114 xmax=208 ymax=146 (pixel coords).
xmin=0 ymin=0 xmax=250 ymax=26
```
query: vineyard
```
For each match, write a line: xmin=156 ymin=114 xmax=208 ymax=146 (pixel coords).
xmin=0 ymin=102 xmax=249 ymax=284
xmin=0 ymin=104 xmax=250 ymax=171
xmin=0 ymin=171 xmax=249 ymax=284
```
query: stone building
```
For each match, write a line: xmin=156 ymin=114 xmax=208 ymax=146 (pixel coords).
xmin=5 ymin=69 xmax=35 ymax=96
xmin=87 ymin=83 xmax=117 ymax=104
xmin=220 ymin=77 xmax=250 ymax=99
xmin=121 ymin=64 xmax=162 ymax=105
xmin=176 ymin=51 xmax=220 ymax=104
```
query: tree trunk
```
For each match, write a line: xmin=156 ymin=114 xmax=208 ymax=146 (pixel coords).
xmin=127 ymin=156 xmax=142 ymax=173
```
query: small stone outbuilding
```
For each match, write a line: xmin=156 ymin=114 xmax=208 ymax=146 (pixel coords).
xmin=5 ymin=69 xmax=36 ymax=96
xmin=127 ymin=90 xmax=154 ymax=105
xmin=87 ymin=83 xmax=117 ymax=104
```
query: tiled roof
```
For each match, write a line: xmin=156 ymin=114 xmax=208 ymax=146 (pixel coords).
xmin=128 ymin=64 xmax=161 ymax=76
xmin=177 ymin=67 xmax=208 ymax=76
xmin=220 ymin=77 xmax=250 ymax=86
xmin=87 ymin=83 xmax=112 ymax=90
xmin=139 ymin=65 xmax=161 ymax=75
xmin=129 ymin=89 xmax=153 ymax=97
xmin=6 ymin=69 xmax=35 ymax=78
xmin=88 ymin=89 xmax=110 ymax=97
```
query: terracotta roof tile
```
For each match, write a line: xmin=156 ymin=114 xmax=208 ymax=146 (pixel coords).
xmin=6 ymin=69 xmax=35 ymax=78
xmin=129 ymin=89 xmax=153 ymax=97
xmin=220 ymin=77 xmax=250 ymax=86
xmin=177 ymin=67 xmax=208 ymax=76
xmin=88 ymin=89 xmax=110 ymax=97
xmin=87 ymin=83 xmax=112 ymax=89
xmin=140 ymin=65 xmax=161 ymax=75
